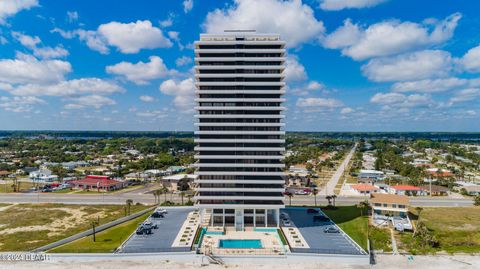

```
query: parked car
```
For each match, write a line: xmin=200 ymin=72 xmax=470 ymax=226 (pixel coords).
xmin=143 ymin=221 xmax=158 ymax=229
xmin=136 ymin=224 xmax=153 ymax=235
xmin=156 ymin=208 xmax=167 ymax=214
xmin=324 ymin=226 xmax=340 ymax=233
xmin=151 ymin=212 xmax=165 ymax=218
xmin=282 ymin=220 xmax=292 ymax=227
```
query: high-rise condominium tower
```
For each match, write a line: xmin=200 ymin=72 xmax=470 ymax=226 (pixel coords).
xmin=193 ymin=31 xmax=286 ymax=230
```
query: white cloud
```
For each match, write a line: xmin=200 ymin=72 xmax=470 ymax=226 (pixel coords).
xmin=183 ymin=0 xmax=193 ymax=13
xmin=320 ymin=0 xmax=387 ymax=11
xmin=12 ymin=32 xmax=69 ymax=59
xmin=98 ymin=20 xmax=172 ymax=53
xmin=53 ymin=20 xmax=172 ymax=54
xmin=175 ymin=56 xmax=192 ymax=67
xmin=0 ymin=54 xmax=71 ymax=85
xmin=65 ymin=95 xmax=116 ymax=109
xmin=52 ymin=28 xmax=109 ymax=54
xmin=296 ymin=97 xmax=343 ymax=108
xmin=0 ymin=0 xmax=38 ymax=24
xmin=361 ymin=50 xmax=452 ymax=82
xmin=136 ymin=110 xmax=167 ymax=118
xmin=67 ymin=11 xmax=79 ymax=23
xmin=8 ymin=78 xmax=124 ymax=96
xmin=106 ymin=56 xmax=174 ymax=85
xmin=323 ymin=19 xmax=362 ymax=49
xmin=159 ymin=17 xmax=173 ymax=28
xmin=325 ymin=13 xmax=461 ymax=60
xmin=285 ymin=55 xmax=307 ymax=82
xmin=306 ymin=81 xmax=324 ymax=91
xmin=139 ymin=95 xmax=155 ymax=103
xmin=449 ymin=88 xmax=480 ymax=104
xmin=340 ymin=107 xmax=354 ymax=114
xmin=0 ymin=95 xmax=44 ymax=112
xmin=159 ymin=78 xmax=194 ymax=111
xmin=459 ymin=45 xmax=480 ymax=73
xmin=370 ymin=92 xmax=432 ymax=109
xmin=391 ymin=77 xmax=471 ymax=93
xmin=203 ymin=0 xmax=325 ymax=48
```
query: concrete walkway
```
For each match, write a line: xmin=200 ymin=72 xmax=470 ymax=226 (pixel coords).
xmin=323 ymin=144 xmax=357 ymax=196
xmin=390 ymin=229 xmax=399 ymax=255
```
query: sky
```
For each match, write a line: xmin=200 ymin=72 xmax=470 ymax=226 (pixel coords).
xmin=0 ymin=0 xmax=479 ymax=132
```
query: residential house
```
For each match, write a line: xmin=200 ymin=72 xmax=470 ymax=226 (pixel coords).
xmin=370 ymin=193 xmax=413 ymax=231
xmin=351 ymin=183 xmax=380 ymax=195
xmin=358 ymin=169 xmax=385 ymax=181
xmin=389 ymin=185 xmax=426 ymax=196
xmin=29 ymin=168 xmax=58 ymax=182
xmin=419 ymin=185 xmax=449 ymax=196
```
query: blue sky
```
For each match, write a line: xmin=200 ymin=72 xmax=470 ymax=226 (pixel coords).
xmin=0 ymin=0 xmax=479 ymax=132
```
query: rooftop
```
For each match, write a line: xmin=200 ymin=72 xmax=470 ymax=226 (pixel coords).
xmin=371 ymin=193 xmax=410 ymax=205
xmin=352 ymin=183 xmax=379 ymax=191
xmin=391 ymin=185 xmax=422 ymax=191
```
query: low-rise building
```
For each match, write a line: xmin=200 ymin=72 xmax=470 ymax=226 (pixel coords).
xmin=70 ymin=175 xmax=127 ymax=192
xmin=351 ymin=183 xmax=380 ymax=195
xmin=370 ymin=193 xmax=412 ymax=231
xmin=161 ymin=174 xmax=197 ymax=191
xmin=389 ymin=185 xmax=426 ymax=196
xmin=358 ymin=169 xmax=385 ymax=181
xmin=419 ymin=185 xmax=449 ymax=196
xmin=462 ymin=185 xmax=480 ymax=196
xmin=29 ymin=168 xmax=58 ymax=182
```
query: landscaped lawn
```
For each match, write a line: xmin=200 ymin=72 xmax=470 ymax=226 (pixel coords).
xmin=49 ymin=210 xmax=152 ymax=253
xmin=0 ymin=203 xmax=149 ymax=251
xmin=397 ymin=207 xmax=480 ymax=254
xmin=322 ymin=205 xmax=369 ymax=251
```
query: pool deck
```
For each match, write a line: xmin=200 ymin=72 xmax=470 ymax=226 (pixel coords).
xmin=201 ymin=227 xmax=286 ymax=255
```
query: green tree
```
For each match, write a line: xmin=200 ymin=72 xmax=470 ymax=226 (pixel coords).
xmin=125 ymin=199 xmax=133 ymax=216
xmin=474 ymin=195 xmax=480 ymax=206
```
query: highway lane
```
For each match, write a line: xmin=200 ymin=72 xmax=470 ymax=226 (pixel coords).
xmin=0 ymin=192 xmax=473 ymax=207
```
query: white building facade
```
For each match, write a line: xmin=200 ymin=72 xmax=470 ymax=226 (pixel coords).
xmin=193 ymin=31 xmax=286 ymax=230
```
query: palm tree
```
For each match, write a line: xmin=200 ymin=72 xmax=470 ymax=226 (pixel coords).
xmin=326 ymin=195 xmax=332 ymax=206
xmin=180 ymin=191 xmax=185 ymax=205
xmin=357 ymin=200 xmax=369 ymax=216
xmin=413 ymin=206 xmax=423 ymax=236
xmin=154 ymin=189 xmax=162 ymax=205
xmin=312 ymin=188 xmax=319 ymax=207
xmin=331 ymin=194 xmax=337 ymax=207
xmin=125 ymin=199 xmax=133 ymax=216
xmin=161 ymin=185 xmax=169 ymax=202
xmin=286 ymin=192 xmax=293 ymax=206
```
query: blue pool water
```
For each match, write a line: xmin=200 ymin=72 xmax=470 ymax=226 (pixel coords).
xmin=219 ymin=239 xmax=263 ymax=249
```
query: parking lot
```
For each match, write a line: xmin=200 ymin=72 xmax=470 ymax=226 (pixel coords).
xmin=281 ymin=207 xmax=367 ymax=255
xmin=119 ymin=207 xmax=193 ymax=253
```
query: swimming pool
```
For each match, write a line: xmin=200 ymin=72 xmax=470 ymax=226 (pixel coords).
xmin=219 ymin=239 xmax=263 ymax=249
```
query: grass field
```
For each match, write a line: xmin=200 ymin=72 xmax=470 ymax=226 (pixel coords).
xmin=0 ymin=180 xmax=39 ymax=193
xmin=369 ymin=226 xmax=392 ymax=252
xmin=397 ymin=207 xmax=480 ymax=254
xmin=0 ymin=203 xmax=149 ymax=251
xmin=322 ymin=205 xmax=369 ymax=251
xmin=49 ymin=210 xmax=152 ymax=253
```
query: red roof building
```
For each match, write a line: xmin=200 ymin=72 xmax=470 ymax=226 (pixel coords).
xmin=352 ymin=183 xmax=380 ymax=193
xmin=70 ymin=175 xmax=127 ymax=192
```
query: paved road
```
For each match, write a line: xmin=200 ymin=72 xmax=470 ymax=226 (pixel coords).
xmin=0 ymin=192 xmax=472 ymax=207
xmin=322 ymin=144 xmax=357 ymax=196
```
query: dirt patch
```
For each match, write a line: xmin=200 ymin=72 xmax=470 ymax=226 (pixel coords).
xmin=0 ymin=206 xmax=108 ymax=237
